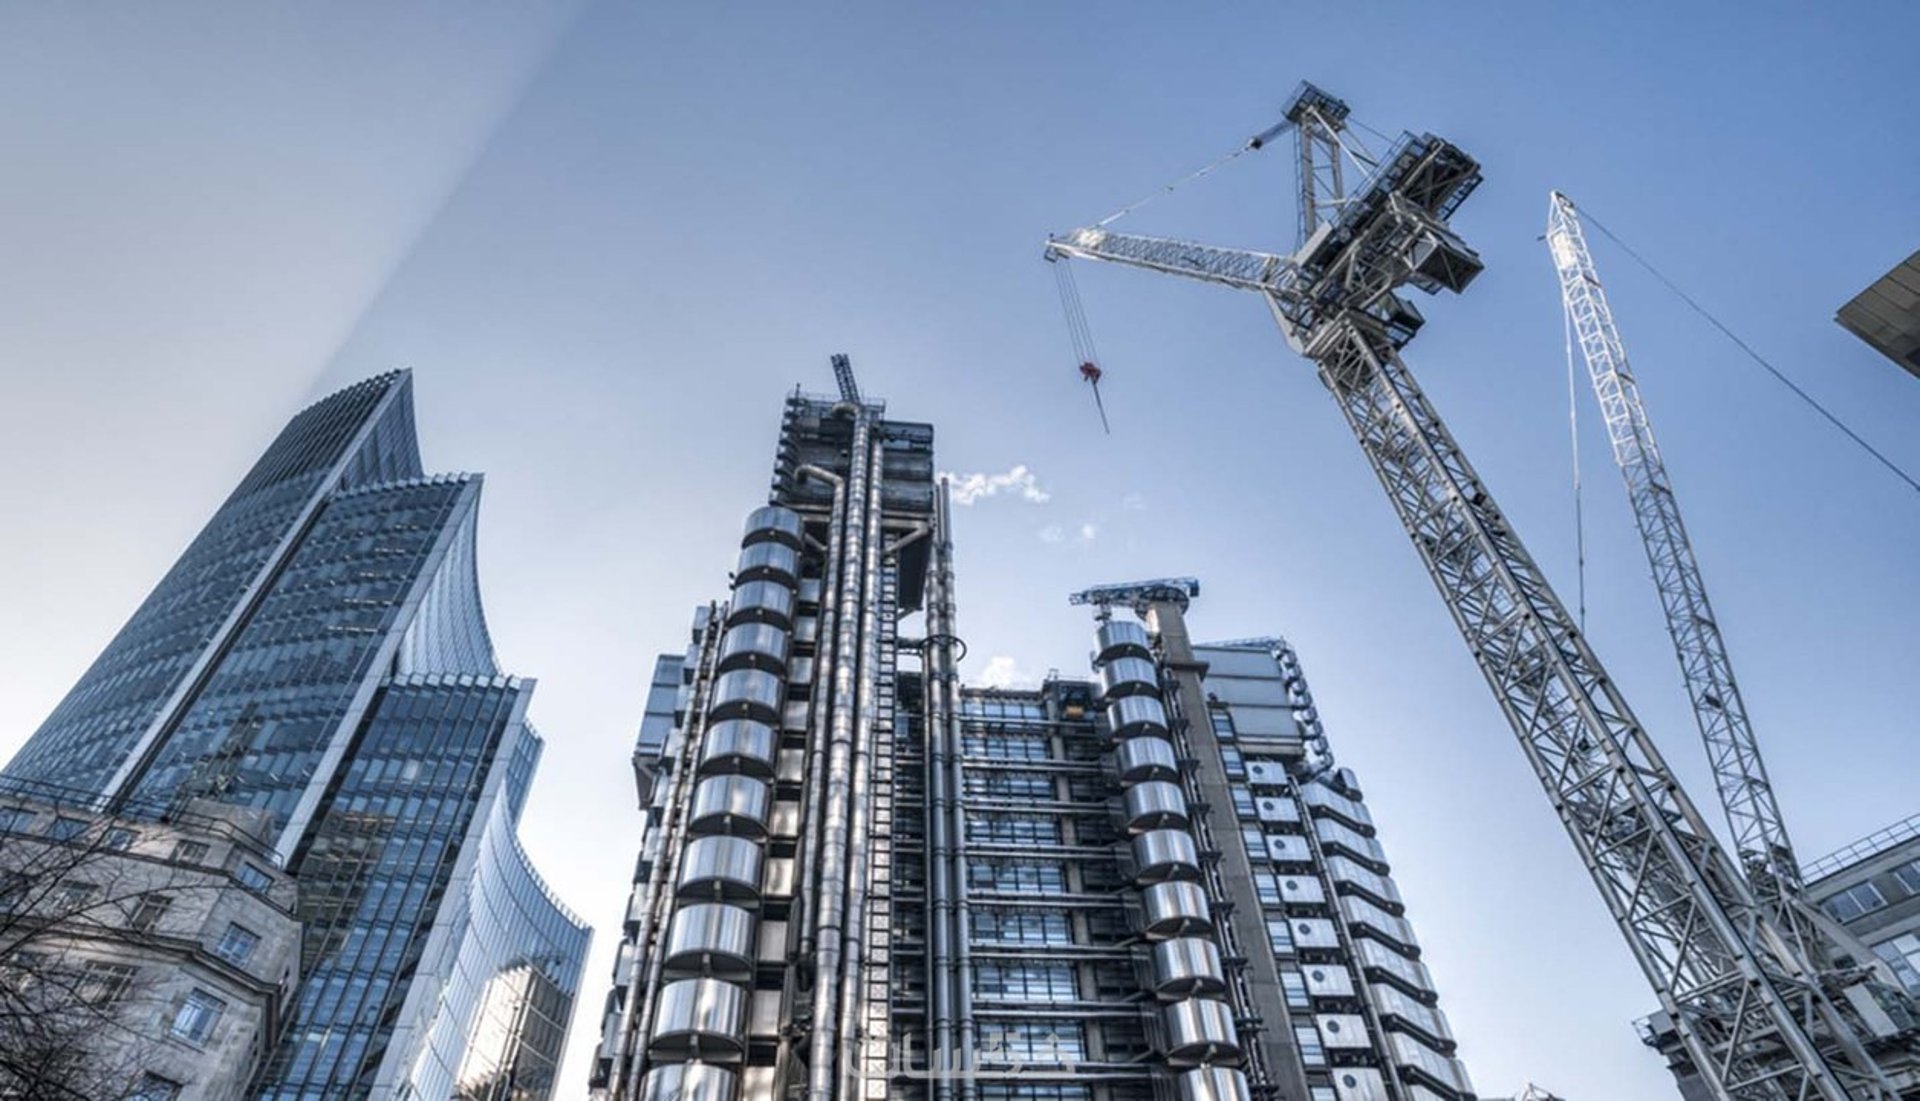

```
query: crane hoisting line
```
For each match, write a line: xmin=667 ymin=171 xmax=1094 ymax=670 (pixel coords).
xmin=1577 ymin=203 xmax=1920 ymax=498
xmin=1562 ymin=286 xmax=1588 ymax=634
xmin=1093 ymin=119 xmax=1293 ymax=228
xmin=1051 ymin=257 xmax=1111 ymax=434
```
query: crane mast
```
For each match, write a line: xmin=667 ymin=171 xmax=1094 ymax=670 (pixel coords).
xmin=1045 ymin=83 xmax=1900 ymax=1099
xmin=1545 ymin=193 xmax=1813 ymax=947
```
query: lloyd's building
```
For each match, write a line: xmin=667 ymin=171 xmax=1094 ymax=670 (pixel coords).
xmin=591 ymin=367 xmax=1479 ymax=1101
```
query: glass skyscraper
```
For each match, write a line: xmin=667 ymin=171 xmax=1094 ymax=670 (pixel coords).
xmin=591 ymin=374 xmax=1477 ymax=1101
xmin=3 ymin=371 xmax=589 ymax=1100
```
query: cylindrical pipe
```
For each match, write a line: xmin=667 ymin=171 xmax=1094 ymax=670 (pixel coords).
xmin=922 ymin=496 xmax=958 ymax=1100
xmin=794 ymin=464 xmax=844 ymax=968
xmin=807 ymin=416 xmax=871 ymax=1101
xmin=938 ymin=483 xmax=979 ymax=1101
xmin=837 ymin=430 xmax=885 ymax=1100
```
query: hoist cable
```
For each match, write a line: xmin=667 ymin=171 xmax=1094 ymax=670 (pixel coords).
xmin=1563 ymin=295 xmax=1588 ymax=634
xmin=1580 ymin=208 xmax=1920 ymax=499
xmin=1093 ymin=135 xmax=1271 ymax=228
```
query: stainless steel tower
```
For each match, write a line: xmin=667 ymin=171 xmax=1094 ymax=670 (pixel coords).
xmin=590 ymin=366 xmax=1479 ymax=1101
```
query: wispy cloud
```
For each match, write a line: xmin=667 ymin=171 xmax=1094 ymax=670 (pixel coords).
xmin=1038 ymin=522 xmax=1097 ymax=547
xmin=977 ymin=654 xmax=1038 ymax=689
xmin=1121 ymin=492 xmax=1148 ymax=511
xmin=943 ymin=464 xmax=1050 ymax=506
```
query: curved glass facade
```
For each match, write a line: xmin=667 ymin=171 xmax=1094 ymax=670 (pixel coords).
xmin=1 ymin=373 xmax=587 ymax=1101
xmin=5 ymin=373 xmax=420 ymax=797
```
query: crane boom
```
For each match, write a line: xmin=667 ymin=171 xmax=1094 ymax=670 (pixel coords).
xmin=1545 ymin=192 xmax=1810 ymax=945
xmin=1046 ymin=84 xmax=1900 ymax=1100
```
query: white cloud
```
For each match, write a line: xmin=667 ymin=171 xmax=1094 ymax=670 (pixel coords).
xmin=943 ymin=464 xmax=1051 ymax=506
xmin=1121 ymin=492 xmax=1147 ymax=511
xmin=1038 ymin=521 xmax=1096 ymax=547
xmin=977 ymin=654 xmax=1038 ymax=689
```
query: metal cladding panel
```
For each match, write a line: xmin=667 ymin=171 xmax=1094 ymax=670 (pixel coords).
xmin=638 ymin=1062 xmax=740 ymax=1101
xmin=708 ymin=670 xmax=785 ymax=726
xmin=1097 ymin=619 xmax=1154 ymax=663
xmin=1256 ymin=795 xmax=1300 ymax=824
xmin=1303 ymin=963 xmax=1356 ymax=998
xmin=1107 ymin=694 xmax=1171 ymax=739
xmin=1315 ymin=1013 xmax=1372 ymax=1050
xmin=1266 ymin=834 xmax=1313 ymax=865
xmin=1303 ymin=781 xmax=1375 ymax=830
xmin=1177 ymin=1066 xmax=1253 ymax=1101
xmin=664 ymin=904 xmax=757 ymax=980
xmin=1116 ymin=736 xmax=1180 ymax=782
xmin=1329 ymin=1066 xmax=1390 ymax=1101
xmin=1223 ymin=704 xmax=1302 ymax=743
xmin=678 ymin=836 xmax=765 ymax=905
xmin=689 ymin=775 xmax=773 ymax=838
xmin=1278 ymin=874 xmax=1326 ymax=905
xmin=1133 ymin=829 xmax=1202 ymax=883
xmin=1124 ymin=781 xmax=1191 ymax=832
xmin=1162 ymin=997 xmax=1242 ymax=1066
xmin=649 ymin=978 xmax=749 ymax=1061
xmin=1246 ymin=759 xmax=1288 ymax=786
xmin=1388 ymin=1032 xmax=1472 ymax=1092
xmin=1152 ymin=937 xmax=1228 ymax=998
xmin=1098 ymin=656 xmax=1161 ymax=701
xmin=717 ymin=623 xmax=790 ymax=675
xmin=698 ymin=720 xmax=778 ymax=779
xmin=741 ymin=505 xmax=804 ymax=549
xmin=734 ymin=541 xmax=800 ymax=587
xmin=1290 ymin=917 xmax=1341 ymax=950
xmin=725 ymin=582 xmax=795 ymax=631
xmin=1141 ymin=880 xmax=1214 ymax=939
xmin=1202 ymin=676 xmax=1291 ymax=708
xmin=1192 ymin=646 xmax=1280 ymax=679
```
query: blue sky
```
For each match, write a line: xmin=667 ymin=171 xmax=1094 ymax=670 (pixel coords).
xmin=2 ymin=4 xmax=1917 ymax=1097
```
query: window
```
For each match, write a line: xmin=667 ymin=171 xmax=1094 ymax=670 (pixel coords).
xmin=1255 ymin=872 xmax=1284 ymax=907
xmin=962 ymin=732 xmax=1051 ymax=761
xmin=1822 ymin=882 xmax=1889 ymax=922
xmin=1875 ymin=933 xmax=1920 ymax=997
xmin=171 ymin=988 xmax=226 ymax=1045
xmin=980 ymin=1087 xmax=1089 ymax=1101
xmin=129 ymin=1074 xmax=181 ymax=1101
xmin=171 ymin=840 xmax=210 ymax=864
xmin=978 ymin=1019 xmax=1085 ymax=1062
xmin=1219 ymin=746 xmax=1246 ymax=780
xmin=969 ymin=859 xmax=1067 ymax=895
xmin=78 ymin=960 xmax=137 ymax=1006
xmin=1267 ymin=918 xmax=1295 ymax=954
xmin=1231 ymin=787 xmax=1258 ymax=820
xmin=1294 ymin=1022 xmax=1326 ymax=1066
xmin=1893 ymin=861 xmax=1920 ymax=896
xmin=967 ymin=813 xmax=1062 ymax=846
xmin=52 ymin=880 xmax=97 ymax=910
xmin=975 ymin=962 xmax=1077 ymax=1002
xmin=45 ymin=816 xmax=88 ymax=842
xmin=104 ymin=827 xmax=136 ymax=851
xmin=974 ymin=908 xmax=1072 ymax=945
xmin=1280 ymin=967 xmax=1310 ymax=1009
xmin=235 ymin=862 xmax=272 ymax=894
xmin=0 ymin=808 xmax=33 ymax=833
xmin=214 ymin=923 xmax=261 ymax=967
xmin=129 ymin=894 xmax=173 ymax=933
xmin=965 ymin=771 xmax=1055 ymax=799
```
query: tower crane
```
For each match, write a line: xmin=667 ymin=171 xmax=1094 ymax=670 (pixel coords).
xmin=1546 ymin=192 xmax=1815 ymax=954
xmin=1044 ymin=83 xmax=1909 ymax=1099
